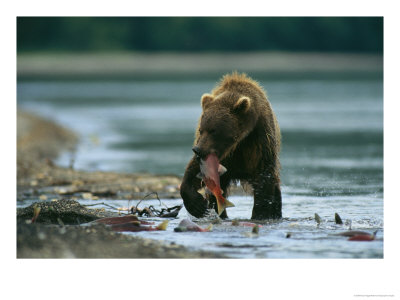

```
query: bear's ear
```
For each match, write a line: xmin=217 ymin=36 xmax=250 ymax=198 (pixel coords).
xmin=201 ymin=93 xmax=214 ymax=110
xmin=233 ymin=96 xmax=251 ymax=113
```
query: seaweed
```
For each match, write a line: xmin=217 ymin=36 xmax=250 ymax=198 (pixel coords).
xmin=130 ymin=192 xmax=182 ymax=218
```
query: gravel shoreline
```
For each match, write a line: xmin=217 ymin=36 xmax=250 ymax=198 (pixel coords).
xmin=17 ymin=222 xmax=225 ymax=258
xmin=16 ymin=110 xmax=224 ymax=258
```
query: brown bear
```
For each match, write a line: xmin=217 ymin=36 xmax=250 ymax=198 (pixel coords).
xmin=180 ymin=72 xmax=282 ymax=220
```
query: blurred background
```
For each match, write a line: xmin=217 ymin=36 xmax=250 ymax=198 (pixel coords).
xmin=17 ymin=17 xmax=382 ymax=53
xmin=17 ymin=17 xmax=383 ymax=200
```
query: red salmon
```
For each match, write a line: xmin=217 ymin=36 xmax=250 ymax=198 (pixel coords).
xmin=199 ymin=153 xmax=234 ymax=216
xmin=95 ymin=215 xmax=155 ymax=225
xmin=348 ymin=234 xmax=375 ymax=241
xmin=111 ymin=220 xmax=168 ymax=232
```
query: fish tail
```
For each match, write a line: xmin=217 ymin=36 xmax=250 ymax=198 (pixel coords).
xmin=156 ymin=220 xmax=169 ymax=231
xmin=225 ymin=198 xmax=235 ymax=208
xmin=32 ymin=205 xmax=41 ymax=223
xmin=216 ymin=195 xmax=235 ymax=216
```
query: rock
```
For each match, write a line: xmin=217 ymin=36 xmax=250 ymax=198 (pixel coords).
xmin=17 ymin=199 xmax=116 ymax=225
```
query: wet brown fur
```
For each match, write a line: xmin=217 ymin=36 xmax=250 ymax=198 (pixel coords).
xmin=180 ymin=72 xmax=282 ymax=219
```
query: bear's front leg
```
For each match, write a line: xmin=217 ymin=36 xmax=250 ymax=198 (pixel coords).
xmin=180 ymin=156 xmax=209 ymax=218
xmin=251 ymin=172 xmax=282 ymax=220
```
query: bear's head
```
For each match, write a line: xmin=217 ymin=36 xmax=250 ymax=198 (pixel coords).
xmin=192 ymin=92 xmax=257 ymax=161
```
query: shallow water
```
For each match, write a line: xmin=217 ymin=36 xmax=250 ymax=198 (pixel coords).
xmin=121 ymin=194 xmax=382 ymax=258
xmin=17 ymin=75 xmax=383 ymax=258
xmin=16 ymin=196 xmax=383 ymax=258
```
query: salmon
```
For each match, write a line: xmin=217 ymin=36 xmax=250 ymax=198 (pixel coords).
xmin=243 ymin=224 xmax=260 ymax=238
xmin=110 ymin=220 xmax=169 ymax=232
xmin=314 ymin=213 xmax=322 ymax=225
xmin=334 ymin=213 xmax=343 ymax=224
xmin=334 ymin=230 xmax=371 ymax=237
xmin=348 ymin=234 xmax=375 ymax=241
xmin=95 ymin=215 xmax=155 ymax=225
xmin=31 ymin=205 xmax=41 ymax=223
xmin=174 ymin=219 xmax=213 ymax=232
xmin=348 ymin=230 xmax=377 ymax=241
xmin=198 ymin=153 xmax=235 ymax=216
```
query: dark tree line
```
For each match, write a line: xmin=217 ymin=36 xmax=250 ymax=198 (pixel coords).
xmin=17 ymin=17 xmax=383 ymax=53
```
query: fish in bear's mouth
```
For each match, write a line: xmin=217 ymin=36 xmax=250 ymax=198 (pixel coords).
xmin=196 ymin=153 xmax=235 ymax=215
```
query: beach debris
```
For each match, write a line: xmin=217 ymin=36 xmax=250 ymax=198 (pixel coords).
xmin=332 ymin=230 xmax=378 ymax=241
xmin=243 ymin=221 xmax=260 ymax=227
xmin=158 ymin=205 xmax=182 ymax=218
xmin=348 ymin=230 xmax=377 ymax=242
xmin=39 ymin=194 xmax=48 ymax=201
xmin=232 ymin=219 xmax=262 ymax=227
xmin=334 ymin=213 xmax=343 ymax=225
xmin=82 ymin=202 xmax=121 ymax=212
xmin=347 ymin=220 xmax=352 ymax=230
xmin=111 ymin=220 xmax=169 ymax=233
xmin=31 ymin=205 xmax=41 ymax=223
xmin=93 ymin=214 xmax=170 ymax=232
xmin=211 ymin=218 xmax=222 ymax=224
xmin=174 ymin=219 xmax=213 ymax=232
xmin=243 ymin=224 xmax=260 ymax=238
xmin=252 ymin=225 xmax=259 ymax=234
xmin=81 ymin=192 xmax=99 ymax=200
xmin=81 ymin=192 xmax=182 ymax=218
xmin=314 ymin=213 xmax=322 ymax=225
xmin=155 ymin=220 xmax=169 ymax=230
xmin=131 ymin=206 xmax=155 ymax=217
xmin=130 ymin=192 xmax=182 ymax=218
xmin=94 ymin=215 xmax=154 ymax=226
xmin=82 ymin=192 xmax=93 ymax=199
xmin=57 ymin=218 xmax=65 ymax=227
xmin=18 ymin=200 xmax=115 ymax=225
xmin=333 ymin=230 xmax=371 ymax=237
xmin=131 ymin=203 xmax=182 ymax=218
xmin=286 ymin=232 xmax=291 ymax=238
xmin=197 ymin=153 xmax=234 ymax=215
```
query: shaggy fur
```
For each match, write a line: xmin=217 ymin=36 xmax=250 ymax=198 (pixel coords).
xmin=180 ymin=72 xmax=282 ymax=219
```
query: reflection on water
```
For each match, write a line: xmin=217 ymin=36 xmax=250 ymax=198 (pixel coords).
xmin=17 ymin=76 xmax=383 ymax=258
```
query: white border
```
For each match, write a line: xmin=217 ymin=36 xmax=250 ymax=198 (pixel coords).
xmin=3 ymin=1 xmax=399 ymax=299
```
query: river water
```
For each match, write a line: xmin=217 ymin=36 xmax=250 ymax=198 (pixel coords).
xmin=17 ymin=75 xmax=383 ymax=258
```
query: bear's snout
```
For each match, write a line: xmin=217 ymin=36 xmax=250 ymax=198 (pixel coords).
xmin=192 ymin=145 xmax=214 ymax=160
xmin=192 ymin=146 xmax=205 ymax=159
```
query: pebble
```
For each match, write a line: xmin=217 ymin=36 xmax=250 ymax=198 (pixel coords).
xmin=166 ymin=185 xmax=178 ymax=193
xmin=55 ymin=187 xmax=68 ymax=194
xmin=82 ymin=192 xmax=93 ymax=199
xmin=58 ymin=227 xmax=67 ymax=235
xmin=36 ymin=173 xmax=46 ymax=179
xmin=71 ymin=180 xmax=84 ymax=186
xmin=37 ymin=232 xmax=47 ymax=240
